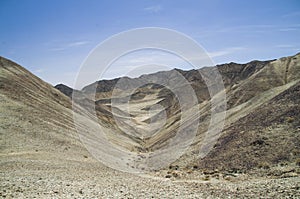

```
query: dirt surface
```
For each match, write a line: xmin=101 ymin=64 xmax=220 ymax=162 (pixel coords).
xmin=1 ymin=150 xmax=300 ymax=198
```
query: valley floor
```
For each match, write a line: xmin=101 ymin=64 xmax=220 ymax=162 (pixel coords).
xmin=1 ymin=152 xmax=299 ymax=199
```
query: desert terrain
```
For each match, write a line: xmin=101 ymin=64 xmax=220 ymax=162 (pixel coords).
xmin=1 ymin=53 xmax=300 ymax=198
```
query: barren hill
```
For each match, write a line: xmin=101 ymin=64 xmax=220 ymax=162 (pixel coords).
xmin=57 ymin=53 xmax=300 ymax=171
xmin=1 ymin=53 xmax=300 ymax=198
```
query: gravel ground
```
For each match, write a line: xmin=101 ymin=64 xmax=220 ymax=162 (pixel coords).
xmin=1 ymin=153 xmax=299 ymax=199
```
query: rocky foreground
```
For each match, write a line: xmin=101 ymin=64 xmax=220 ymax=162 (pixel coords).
xmin=1 ymin=152 xmax=299 ymax=198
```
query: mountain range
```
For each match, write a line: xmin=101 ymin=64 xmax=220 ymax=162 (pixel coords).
xmin=1 ymin=53 xmax=299 ymax=198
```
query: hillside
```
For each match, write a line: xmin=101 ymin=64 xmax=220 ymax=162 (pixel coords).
xmin=1 ymin=54 xmax=300 ymax=198
xmin=57 ymin=53 xmax=300 ymax=172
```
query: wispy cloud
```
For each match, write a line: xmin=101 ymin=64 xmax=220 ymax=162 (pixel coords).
xmin=275 ymin=44 xmax=294 ymax=48
xmin=50 ymin=47 xmax=66 ymax=51
xmin=34 ymin=68 xmax=44 ymax=73
xmin=68 ymin=41 xmax=89 ymax=47
xmin=208 ymin=47 xmax=246 ymax=58
xmin=49 ymin=40 xmax=89 ymax=51
xmin=198 ymin=24 xmax=300 ymax=36
xmin=144 ymin=5 xmax=162 ymax=13
xmin=282 ymin=11 xmax=300 ymax=18
xmin=278 ymin=28 xmax=299 ymax=32
xmin=209 ymin=24 xmax=276 ymax=34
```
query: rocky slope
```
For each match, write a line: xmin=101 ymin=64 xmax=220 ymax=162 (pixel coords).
xmin=56 ymin=53 xmax=300 ymax=172
xmin=1 ymin=53 xmax=300 ymax=198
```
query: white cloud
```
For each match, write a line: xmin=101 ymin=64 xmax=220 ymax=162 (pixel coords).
xmin=49 ymin=40 xmax=89 ymax=51
xmin=34 ymin=68 xmax=44 ymax=73
xmin=144 ymin=5 xmax=162 ymax=13
xmin=282 ymin=11 xmax=300 ymax=18
xmin=279 ymin=28 xmax=299 ymax=32
xmin=68 ymin=41 xmax=89 ymax=47
xmin=198 ymin=24 xmax=300 ymax=36
xmin=275 ymin=44 xmax=294 ymax=48
xmin=49 ymin=47 xmax=66 ymax=51
xmin=208 ymin=47 xmax=246 ymax=58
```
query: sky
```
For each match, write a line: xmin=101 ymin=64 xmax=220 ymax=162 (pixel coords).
xmin=0 ymin=0 xmax=300 ymax=88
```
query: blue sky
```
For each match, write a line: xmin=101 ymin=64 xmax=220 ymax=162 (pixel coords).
xmin=0 ymin=0 xmax=300 ymax=88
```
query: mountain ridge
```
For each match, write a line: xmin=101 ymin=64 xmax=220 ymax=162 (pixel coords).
xmin=53 ymin=52 xmax=300 ymax=172
xmin=1 ymin=53 xmax=300 ymax=198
